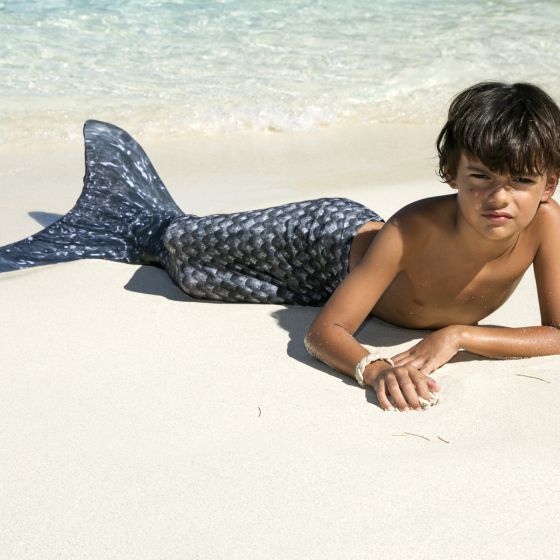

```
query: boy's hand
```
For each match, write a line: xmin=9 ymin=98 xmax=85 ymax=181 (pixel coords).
xmin=391 ymin=326 xmax=461 ymax=375
xmin=364 ymin=363 xmax=440 ymax=411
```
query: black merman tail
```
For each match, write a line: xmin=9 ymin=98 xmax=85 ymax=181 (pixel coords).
xmin=0 ymin=120 xmax=384 ymax=305
xmin=0 ymin=120 xmax=184 ymax=273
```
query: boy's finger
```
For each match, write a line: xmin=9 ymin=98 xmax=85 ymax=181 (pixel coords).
xmin=413 ymin=376 xmax=433 ymax=401
xmin=422 ymin=358 xmax=439 ymax=374
xmin=390 ymin=372 xmax=416 ymax=411
xmin=390 ymin=350 xmax=414 ymax=364
xmin=374 ymin=378 xmax=395 ymax=411
xmin=427 ymin=377 xmax=441 ymax=392
xmin=393 ymin=353 xmax=426 ymax=370
xmin=386 ymin=375 xmax=408 ymax=410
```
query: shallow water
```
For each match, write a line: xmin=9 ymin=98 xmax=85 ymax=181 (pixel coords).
xmin=2 ymin=0 xmax=560 ymax=142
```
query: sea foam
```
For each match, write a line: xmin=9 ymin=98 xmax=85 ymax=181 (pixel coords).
xmin=2 ymin=0 xmax=560 ymax=142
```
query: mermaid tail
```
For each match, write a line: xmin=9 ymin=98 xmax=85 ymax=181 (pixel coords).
xmin=0 ymin=120 xmax=183 ymax=272
xmin=163 ymin=198 xmax=382 ymax=305
xmin=0 ymin=120 xmax=383 ymax=305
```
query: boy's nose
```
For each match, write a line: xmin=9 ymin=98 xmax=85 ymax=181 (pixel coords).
xmin=487 ymin=185 xmax=509 ymax=209
xmin=487 ymin=183 xmax=510 ymax=203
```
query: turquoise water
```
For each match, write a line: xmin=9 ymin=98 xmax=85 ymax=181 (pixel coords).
xmin=2 ymin=0 xmax=560 ymax=142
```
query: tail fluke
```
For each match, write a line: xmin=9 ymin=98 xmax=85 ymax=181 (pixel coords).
xmin=0 ymin=120 xmax=184 ymax=273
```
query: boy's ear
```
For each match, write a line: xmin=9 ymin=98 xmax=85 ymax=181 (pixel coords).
xmin=440 ymin=170 xmax=457 ymax=188
xmin=541 ymin=173 xmax=559 ymax=202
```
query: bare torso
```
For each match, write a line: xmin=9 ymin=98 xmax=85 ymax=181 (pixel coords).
xmin=348 ymin=195 xmax=542 ymax=329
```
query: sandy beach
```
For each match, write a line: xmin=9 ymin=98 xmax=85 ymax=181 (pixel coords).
xmin=1 ymin=123 xmax=560 ymax=559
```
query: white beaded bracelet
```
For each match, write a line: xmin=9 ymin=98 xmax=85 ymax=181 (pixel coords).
xmin=354 ymin=353 xmax=395 ymax=387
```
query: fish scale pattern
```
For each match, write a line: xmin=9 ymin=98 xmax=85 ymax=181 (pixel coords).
xmin=162 ymin=198 xmax=382 ymax=305
xmin=0 ymin=120 xmax=384 ymax=307
xmin=0 ymin=120 xmax=183 ymax=272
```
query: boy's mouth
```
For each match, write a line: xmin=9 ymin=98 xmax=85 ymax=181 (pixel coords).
xmin=482 ymin=211 xmax=513 ymax=223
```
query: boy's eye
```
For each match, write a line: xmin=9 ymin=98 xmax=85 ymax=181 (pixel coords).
xmin=470 ymin=173 xmax=490 ymax=179
xmin=513 ymin=177 xmax=535 ymax=185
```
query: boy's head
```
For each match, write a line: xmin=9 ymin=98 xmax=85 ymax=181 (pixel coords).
xmin=437 ymin=82 xmax=560 ymax=181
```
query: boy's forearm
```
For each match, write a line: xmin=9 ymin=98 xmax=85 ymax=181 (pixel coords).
xmin=304 ymin=325 xmax=387 ymax=381
xmin=455 ymin=324 xmax=560 ymax=358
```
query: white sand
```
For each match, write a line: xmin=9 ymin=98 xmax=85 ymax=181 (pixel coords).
xmin=1 ymin=124 xmax=560 ymax=559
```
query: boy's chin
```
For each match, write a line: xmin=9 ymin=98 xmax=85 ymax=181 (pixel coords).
xmin=479 ymin=223 xmax=520 ymax=241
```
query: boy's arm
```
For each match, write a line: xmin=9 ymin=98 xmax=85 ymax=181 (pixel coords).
xmin=391 ymin=323 xmax=560 ymax=373
xmin=305 ymin=219 xmax=439 ymax=411
xmin=460 ymin=202 xmax=560 ymax=357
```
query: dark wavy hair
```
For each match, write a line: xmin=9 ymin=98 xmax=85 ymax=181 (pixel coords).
xmin=436 ymin=82 xmax=560 ymax=180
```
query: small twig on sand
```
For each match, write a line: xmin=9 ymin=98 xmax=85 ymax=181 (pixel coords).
xmin=515 ymin=374 xmax=551 ymax=384
xmin=393 ymin=433 xmax=450 ymax=443
xmin=403 ymin=431 xmax=430 ymax=441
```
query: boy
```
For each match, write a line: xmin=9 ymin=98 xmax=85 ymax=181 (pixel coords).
xmin=305 ymin=82 xmax=560 ymax=412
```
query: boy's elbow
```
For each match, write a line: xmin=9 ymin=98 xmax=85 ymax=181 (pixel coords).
xmin=304 ymin=323 xmax=333 ymax=359
xmin=537 ymin=324 xmax=560 ymax=355
xmin=304 ymin=329 xmax=319 ymax=359
xmin=305 ymin=320 xmax=352 ymax=358
xmin=548 ymin=324 xmax=560 ymax=354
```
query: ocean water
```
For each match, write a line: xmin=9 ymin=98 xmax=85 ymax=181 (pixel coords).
xmin=2 ymin=0 xmax=560 ymax=143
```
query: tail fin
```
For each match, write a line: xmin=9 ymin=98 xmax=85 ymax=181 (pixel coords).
xmin=0 ymin=120 xmax=184 ymax=273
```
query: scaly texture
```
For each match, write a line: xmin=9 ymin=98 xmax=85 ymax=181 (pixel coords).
xmin=0 ymin=121 xmax=383 ymax=305
xmin=163 ymin=197 xmax=382 ymax=305
xmin=0 ymin=120 xmax=183 ymax=271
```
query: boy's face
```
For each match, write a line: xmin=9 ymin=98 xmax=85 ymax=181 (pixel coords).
xmin=448 ymin=152 xmax=558 ymax=241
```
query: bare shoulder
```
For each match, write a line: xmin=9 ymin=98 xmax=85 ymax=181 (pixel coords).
xmin=534 ymin=197 xmax=560 ymax=221
xmin=530 ymin=198 xmax=560 ymax=242
xmin=391 ymin=194 xmax=454 ymax=221
xmin=388 ymin=194 xmax=455 ymax=241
